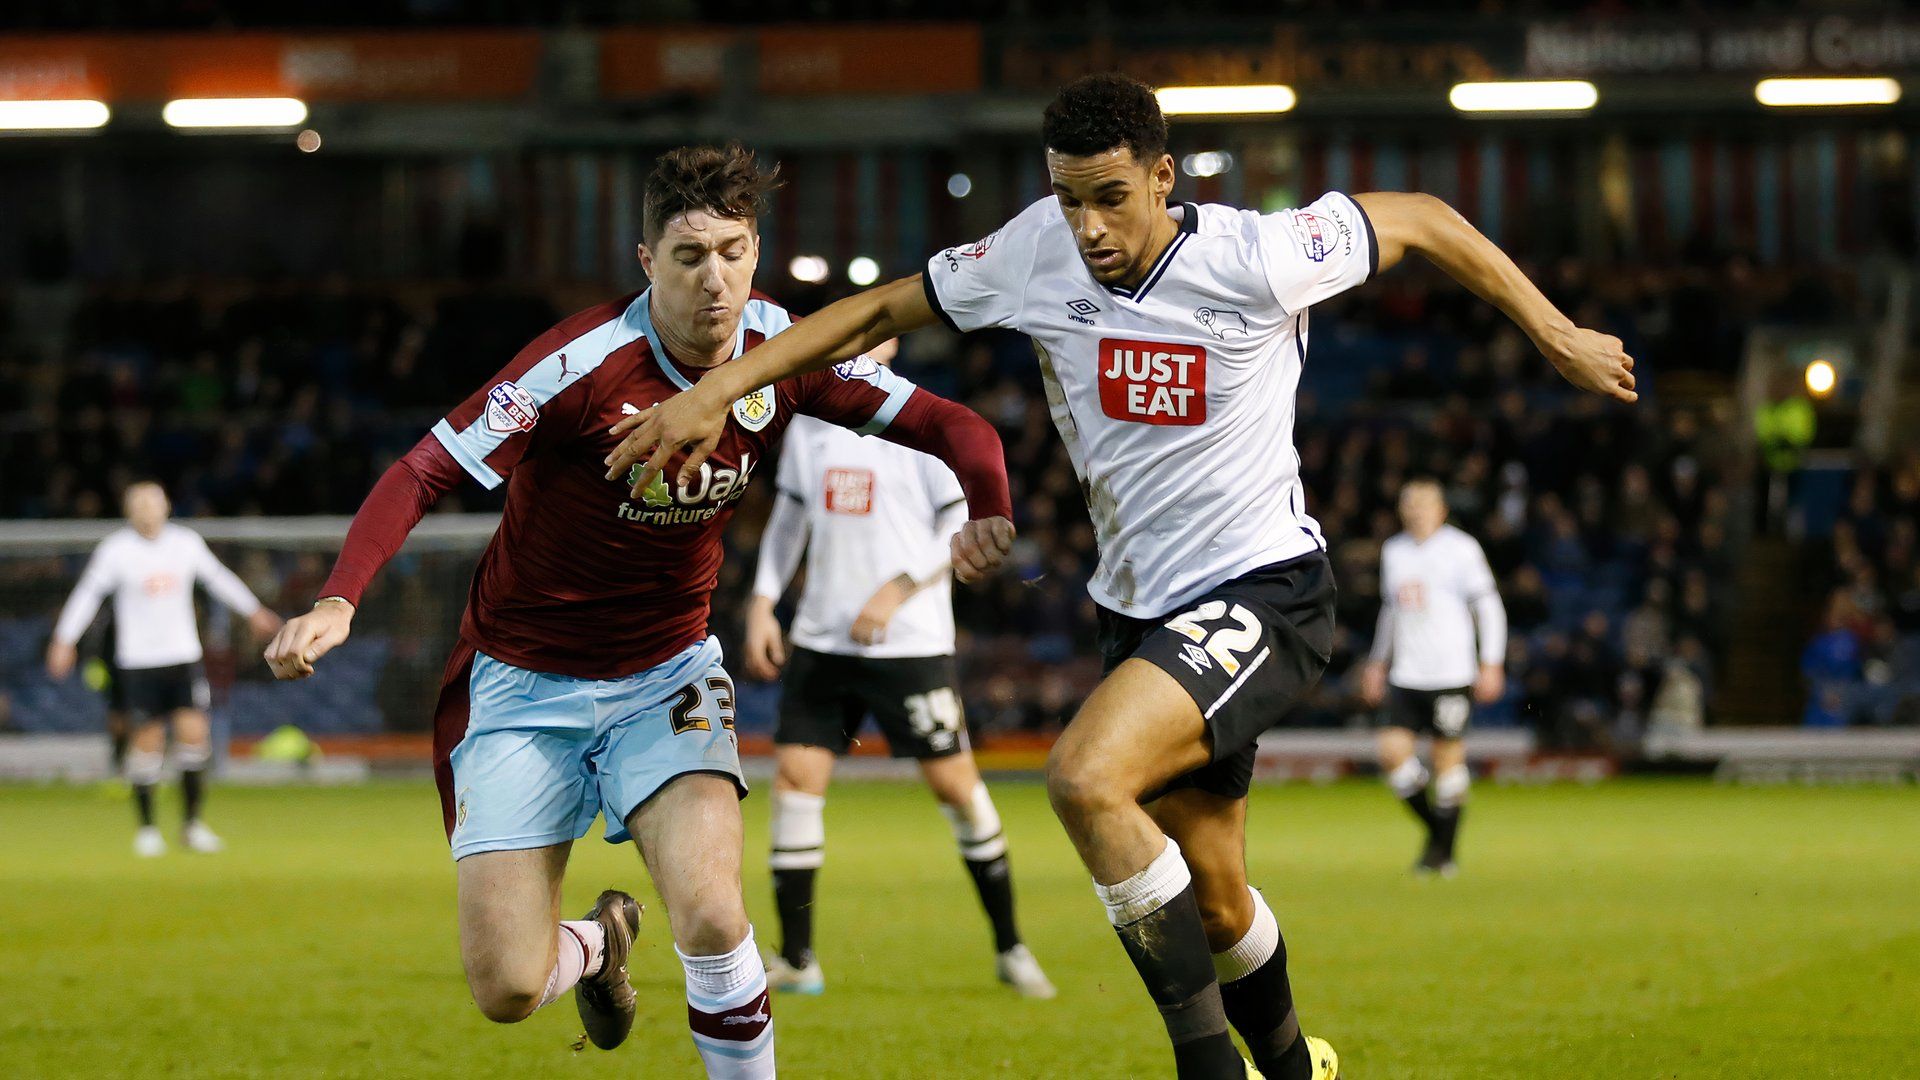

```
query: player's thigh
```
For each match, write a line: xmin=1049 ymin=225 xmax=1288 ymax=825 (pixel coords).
xmin=1048 ymin=658 xmax=1212 ymax=807
xmin=626 ymin=772 xmax=750 ymax=954
xmin=919 ymin=750 xmax=985 ymax=807
xmin=130 ymin=718 xmax=167 ymax=752
xmin=774 ymin=647 xmax=860 ymax=757
xmin=457 ymin=843 xmax=571 ymax=997
xmin=170 ymin=708 xmax=210 ymax=745
xmin=1430 ymin=736 xmax=1468 ymax=775
xmin=1376 ymin=725 xmax=1418 ymax=769
xmin=449 ymin=653 xmax=603 ymax=861
xmin=1147 ymin=787 xmax=1253 ymax=950
xmin=773 ymin=743 xmax=835 ymax=797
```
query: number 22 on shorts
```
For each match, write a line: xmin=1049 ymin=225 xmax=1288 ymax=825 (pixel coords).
xmin=1165 ymin=601 xmax=1262 ymax=676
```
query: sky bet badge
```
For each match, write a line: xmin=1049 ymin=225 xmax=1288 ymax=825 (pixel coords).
xmin=731 ymin=386 xmax=776 ymax=432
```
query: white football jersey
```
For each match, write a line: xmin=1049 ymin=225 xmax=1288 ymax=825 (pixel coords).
xmin=924 ymin=191 xmax=1376 ymax=618
xmin=53 ymin=524 xmax=264 ymax=670
xmin=1373 ymin=524 xmax=1507 ymax=690
xmin=759 ymin=415 xmax=965 ymax=658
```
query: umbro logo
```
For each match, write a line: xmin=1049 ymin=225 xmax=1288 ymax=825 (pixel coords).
xmin=1179 ymin=642 xmax=1213 ymax=674
xmin=1065 ymin=298 xmax=1100 ymax=325
xmin=620 ymin=402 xmax=640 ymax=416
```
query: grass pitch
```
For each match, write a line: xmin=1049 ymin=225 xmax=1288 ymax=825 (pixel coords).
xmin=0 ymin=778 xmax=1915 ymax=1078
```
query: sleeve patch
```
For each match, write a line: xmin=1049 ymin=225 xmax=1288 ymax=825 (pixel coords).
xmin=484 ymin=381 xmax=540 ymax=434
xmin=832 ymin=356 xmax=885 ymax=385
xmin=936 ymin=229 xmax=999 ymax=272
xmin=1287 ymin=209 xmax=1343 ymax=263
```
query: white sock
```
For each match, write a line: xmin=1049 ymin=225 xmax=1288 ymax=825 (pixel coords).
xmin=1213 ymin=887 xmax=1280 ymax=984
xmin=1386 ymin=757 xmax=1430 ymax=799
xmin=126 ymin=749 xmax=164 ymax=787
xmin=1091 ymin=835 xmax=1191 ymax=928
xmin=1434 ymin=764 xmax=1471 ymax=809
xmin=769 ymin=790 xmax=826 ymax=871
xmin=535 ymin=920 xmax=606 ymax=1009
xmin=680 ymin=928 xmax=775 ymax=1079
xmin=940 ymin=782 xmax=1007 ymax=862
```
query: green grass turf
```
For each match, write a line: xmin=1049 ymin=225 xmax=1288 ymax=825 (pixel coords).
xmin=0 ymin=778 xmax=1916 ymax=1078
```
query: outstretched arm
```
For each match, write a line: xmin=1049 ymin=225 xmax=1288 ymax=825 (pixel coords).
xmin=1354 ymin=192 xmax=1637 ymax=402
xmin=263 ymin=435 xmax=463 ymax=678
xmin=604 ymin=277 xmax=938 ymax=492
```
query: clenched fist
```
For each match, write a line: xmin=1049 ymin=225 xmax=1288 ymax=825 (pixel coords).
xmin=951 ymin=517 xmax=1016 ymax=584
xmin=264 ymin=600 xmax=354 ymax=680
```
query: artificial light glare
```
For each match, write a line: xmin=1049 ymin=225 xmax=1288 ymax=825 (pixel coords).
xmin=1756 ymin=77 xmax=1901 ymax=107
xmin=1449 ymin=81 xmax=1598 ymax=113
xmin=1805 ymin=359 xmax=1837 ymax=397
xmin=1156 ymin=84 xmax=1296 ymax=116
xmin=1181 ymin=151 xmax=1235 ymax=178
xmin=163 ymin=97 xmax=308 ymax=129
xmin=789 ymin=255 xmax=830 ymax=284
xmin=0 ymin=100 xmax=110 ymax=131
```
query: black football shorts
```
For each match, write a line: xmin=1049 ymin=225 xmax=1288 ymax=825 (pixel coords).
xmin=1096 ymin=551 xmax=1336 ymax=801
xmin=776 ymin=647 xmax=967 ymax=760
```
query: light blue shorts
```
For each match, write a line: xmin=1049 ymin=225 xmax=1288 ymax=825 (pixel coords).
xmin=447 ymin=637 xmax=745 ymax=861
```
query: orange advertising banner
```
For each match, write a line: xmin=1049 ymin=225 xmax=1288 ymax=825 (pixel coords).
xmin=0 ymin=31 xmax=541 ymax=102
xmin=599 ymin=28 xmax=737 ymax=99
xmin=756 ymin=25 xmax=980 ymax=95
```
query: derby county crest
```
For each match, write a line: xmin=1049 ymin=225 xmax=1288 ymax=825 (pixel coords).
xmin=732 ymin=386 xmax=776 ymax=432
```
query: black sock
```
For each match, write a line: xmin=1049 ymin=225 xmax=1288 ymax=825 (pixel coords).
xmin=1113 ymin=885 xmax=1244 ymax=1079
xmin=133 ymin=784 xmax=155 ymax=828
xmin=1433 ymin=804 xmax=1463 ymax=862
xmin=964 ymin=855 xmax=1021 ymax=953
xmin=1220 ymin=941 xmax=1310 ymax=1080
xmin=1400 ymin=785 xmax=1439 ymax=833
xmin=772 ymin=867 xmax=817 ymax=968
xmin=109 ymin=728 xmax=128 ymax=774
xmin=182 ymin=768 xmax=206 ymax=823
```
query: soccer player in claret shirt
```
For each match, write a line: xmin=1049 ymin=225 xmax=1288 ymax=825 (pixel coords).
xmin=609 ymin=76 xmax=1635 ymax=1080
xmin=264 ymin=144 xmax=1015 ymax=1079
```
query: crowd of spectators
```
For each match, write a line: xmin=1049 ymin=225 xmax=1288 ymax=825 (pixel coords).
xmin=0 ymin=252 xmax=1890 ymax=746
xmin=1801 ymin=457 xmax=1920 ymax=726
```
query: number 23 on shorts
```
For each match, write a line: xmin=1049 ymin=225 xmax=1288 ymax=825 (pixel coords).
xmin=669 ymin=675 xmax=736 ymax=735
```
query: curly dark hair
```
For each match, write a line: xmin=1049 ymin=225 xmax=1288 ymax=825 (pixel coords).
xmin=1041 ymin=73 xmax=1168 ymax=163
xmin=643 ymin=143 xmax=782 ymax=242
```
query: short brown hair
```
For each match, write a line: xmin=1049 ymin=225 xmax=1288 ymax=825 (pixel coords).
xmin=642 ymin=143 xmax=781 ymax=243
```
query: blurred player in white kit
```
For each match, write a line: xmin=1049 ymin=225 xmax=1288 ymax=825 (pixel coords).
xmin=1361 ymin=478 xmax=1508 ymax=876
xmin=743 ymin=337 xmax=1053 ymax=1000
xmin=47 ymin=482 xmax=282 ymax=857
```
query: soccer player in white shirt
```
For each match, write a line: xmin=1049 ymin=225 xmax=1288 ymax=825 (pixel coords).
xmin=1360 ymin=479 xmax=1508 ymax=877
xmin=609 ymin=74 xmax=1635 ymax=1080
xmin=743 ymin=338 xmax=1054 ymax=1001
xmin=47 ymin=482 xmax=282 ymax=857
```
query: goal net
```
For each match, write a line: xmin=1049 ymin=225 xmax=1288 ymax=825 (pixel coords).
xmin=0 ymin=515 xmax=497 ymax=742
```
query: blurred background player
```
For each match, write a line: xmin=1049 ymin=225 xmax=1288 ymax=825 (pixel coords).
xmin=1361 ymin=479 xmax=1509 ymax=877
xmin=743 ymin=337 xmax=1054 ymax=1000
xmin=46 ymin=481 xmax=282 ymax=856
xmin=263 ymin=144 xmax=1013 ymax=1079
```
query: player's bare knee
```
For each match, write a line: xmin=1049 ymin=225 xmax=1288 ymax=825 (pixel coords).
xmin=465 ymin=958 xmax=545 ymax=1023
xmin=1044 ymin=747 xmax=1126 ymax=826
xmin=673 ymin=897 xmax=752 ymax=957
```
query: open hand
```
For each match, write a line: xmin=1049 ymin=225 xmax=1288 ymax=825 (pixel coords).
xmin=603 ymin=387 xmax=731 ymax=500
xmin=742 ymin=598 xmax=787 ymax=682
